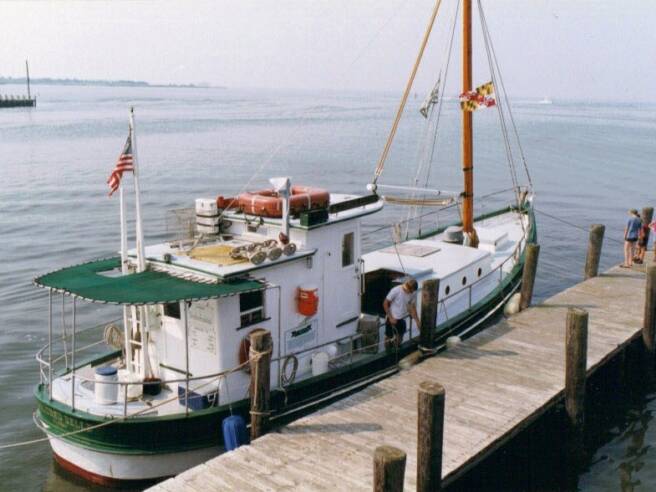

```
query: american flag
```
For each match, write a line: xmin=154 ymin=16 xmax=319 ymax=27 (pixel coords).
xmin=107 ymin=134 xmax=134 ymax=196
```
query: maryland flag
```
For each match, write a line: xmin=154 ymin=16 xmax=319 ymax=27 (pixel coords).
xmin=460 ymin=81 xmax=496 ymax=111
xmin=476 ymin=81 xmax=494 ymax=97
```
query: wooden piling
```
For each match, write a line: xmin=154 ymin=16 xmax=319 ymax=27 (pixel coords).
xmin=584 ymin=224 xmax=605 ymax=279
xmin=643 ymin=265 xmax=656 ymax=356
xmin=373 ymin=445 xmax=406 ymax=492
xmin=249 ymin=329 xmax=272 ymax=441
xmin=519 ymin=243 xmax=540 ymax=310
xmin=419 ymin=279 xmax=439 ymax=352
xmin=565 ymin=307 xmax=588 ymax=465
xmin=642 ymin=207 xmax=654 ymax=249
xmin=417 ymin=381 xmax=445 ymax=492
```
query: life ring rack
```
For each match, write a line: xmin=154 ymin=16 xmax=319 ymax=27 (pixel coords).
xmin=237 ymin=185 xmax=330 ymax=218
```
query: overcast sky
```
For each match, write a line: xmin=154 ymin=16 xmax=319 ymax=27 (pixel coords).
xmin=1 ymin=1 xmax=653 ymax=101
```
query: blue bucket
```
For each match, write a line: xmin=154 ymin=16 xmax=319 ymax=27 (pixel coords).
xmin=222 ymin=415 xmax=249 ymax=451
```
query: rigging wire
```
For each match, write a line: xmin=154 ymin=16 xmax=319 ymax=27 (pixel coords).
xmin=416 ymin=0 xmax=461 ymax=236
xmin=372 ymin=0 xmax=444 ymax=184
xmin=478 ymin=0 xmax=533 ymax=189
xmin=477 ymin=0 xmax=521 ymax=209
xmin=534 ymin=208 xmax=623 ymax=245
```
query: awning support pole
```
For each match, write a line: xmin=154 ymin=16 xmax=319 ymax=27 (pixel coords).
xmin=184 ymin=301 xmax=190 ymax=416
xmin=119 ymin=181 xmax=133 ymax=374
xmin=48 ymin=290 xmax=52 ymax=400
xmin=62 ymin=295 xmax=68 ymax=370
xmin=71 ymin=297 xmax=76 ymax=412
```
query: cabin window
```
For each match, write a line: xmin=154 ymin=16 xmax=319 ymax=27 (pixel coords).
xmin=445 ymin=286 xmax=451 ymax=296
xmin=342 ymin=232 xmax=354 ymax=267
xmin=240 ymin=290 xmax=265 ymax=328
xmin=163 ymin=302 xmax=181 ymax=319
xmin=462 ymin=276 xmax=467 ymax=286
xmin=477 ymin=267 xmax=483 ymax=277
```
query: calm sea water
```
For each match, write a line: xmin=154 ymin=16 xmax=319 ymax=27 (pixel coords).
xmin=1 ymin=84 xmax=655 ymax=491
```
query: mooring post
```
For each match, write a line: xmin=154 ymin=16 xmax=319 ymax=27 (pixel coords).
xmin=519 ymin=243 xmax=540 ymax=310
xmin=373 ymin=445 xmax=406 ymax=492
xmin=584 ymin=224 xmax=605 ymax=279
xmin=417 ymin=381 xmax=445 ymax=492
xmin=642 ymin=207 xmax=654 ymax=254
xmin=642 ymin=265 xmax=656 ymax=358
xmin=419 ymin=279 xmax=439 ymax=353
xmin=249 ymin=329 xmax=272 ymax=441
xmin=565 ymin=307 xmax=588 ymax=466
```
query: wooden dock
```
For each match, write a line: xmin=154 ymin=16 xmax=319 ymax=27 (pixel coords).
xmin=151 ymin=265 xmax=647 ymax=491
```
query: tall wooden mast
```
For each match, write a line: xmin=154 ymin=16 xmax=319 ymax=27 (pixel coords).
xmin=461 ymin=0 xmax=477 ymax=245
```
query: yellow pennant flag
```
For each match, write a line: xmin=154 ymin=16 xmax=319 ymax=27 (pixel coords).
xmin=476 ymin=81 xmax=494 ymax=96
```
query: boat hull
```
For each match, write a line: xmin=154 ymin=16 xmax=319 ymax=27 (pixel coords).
xmin=49 ymin=432 xmax=220 ymax=486
xmin=35 ymin=204 xmax=536 ymax=484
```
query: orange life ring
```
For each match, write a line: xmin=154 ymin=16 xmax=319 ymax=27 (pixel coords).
xmin=216 ymin=196 xmax=238 ymax=210
xmin=237 ymin=186 xmax=330 ymax=218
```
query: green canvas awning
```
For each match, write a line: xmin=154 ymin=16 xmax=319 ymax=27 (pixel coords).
xmin=34 ymin=257 xmax=264 ymax=305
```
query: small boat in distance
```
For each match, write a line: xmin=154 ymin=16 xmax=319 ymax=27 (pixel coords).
xmin=33 ymin=0 xmax=535 ymax=485
xmin=0 ymin=60 xmax=36 ymax=108
xmin=538 ymin=96 xmax=553 ymax=105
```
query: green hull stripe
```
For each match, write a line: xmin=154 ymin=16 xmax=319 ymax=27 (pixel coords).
xmin=35 ymin=205 xmax=535 ymax=455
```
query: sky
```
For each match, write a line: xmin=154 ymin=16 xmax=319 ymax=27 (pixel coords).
xmin=0 ymin=0 xmax=654 ymax=101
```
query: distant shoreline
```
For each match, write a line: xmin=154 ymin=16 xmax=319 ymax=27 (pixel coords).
xmin=0 ymin=76 xmax=221 ymax=89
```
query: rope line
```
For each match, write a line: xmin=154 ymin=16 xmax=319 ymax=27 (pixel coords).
xmin=533 ymin=208 xmax=623 ymax=245
xmin=478 ymin=0 xmax=532 ymax=189
xmin=414 ymin=0 xmax=461 ymax=237
xmin=373 ymin=0 xmax=444 ymax=184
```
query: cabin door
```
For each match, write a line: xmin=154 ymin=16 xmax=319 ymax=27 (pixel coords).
xmin=325 ymin=225 xmax=361 ymax=331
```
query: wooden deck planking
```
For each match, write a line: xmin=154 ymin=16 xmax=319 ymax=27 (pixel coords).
xmin=151 ymin=266 xmax=645 ymax=491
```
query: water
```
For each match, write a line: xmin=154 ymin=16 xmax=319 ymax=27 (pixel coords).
xmin=1 ymin=84 xmax=655 ymax=490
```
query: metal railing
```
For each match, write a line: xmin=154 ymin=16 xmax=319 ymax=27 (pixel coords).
xmin=435 ymin=226 xmax=528 ymax=322
xmin=36 ymin=215 xmax=531 ymax=420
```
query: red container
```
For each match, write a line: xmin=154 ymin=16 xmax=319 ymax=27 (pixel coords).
xmin=297 ymin=285 xmax=319 ymax=316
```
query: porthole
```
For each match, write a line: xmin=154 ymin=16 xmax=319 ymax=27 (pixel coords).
xmin=462 ymin=276 xmax=467 ymax=286
xmin=445 ymin=286 xmax=451 ymax=296
xmin=477 ymin=267 xmax=483 ymax=277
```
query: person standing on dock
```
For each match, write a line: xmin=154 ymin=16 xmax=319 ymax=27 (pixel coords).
xmin=622 ymin=209 xmax=642 ymax=268
xmin=635 ymin=218 xmax=650 ymax=264
xmin=383 ymin=278 xmax=420 ymax=348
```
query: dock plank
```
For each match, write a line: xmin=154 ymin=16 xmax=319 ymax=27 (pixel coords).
xmin=151 ymin=266 xmax=645 ymax=491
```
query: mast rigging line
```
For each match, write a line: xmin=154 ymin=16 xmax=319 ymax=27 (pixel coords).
xmin=372 ymin=0 xmax=444 ymax=186
xmin=533 ymin=208 xmax=623 ymax=245
xmin=477 ymin=0 xmax=533 ymax=189
xmin=414 ymin=0 xmax=461 ymax=236
xmin=477 ymin=0 xmax=521 ymax=210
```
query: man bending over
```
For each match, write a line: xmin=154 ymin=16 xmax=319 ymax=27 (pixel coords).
xmin=383 ymin=278 xmax=420 ymax=349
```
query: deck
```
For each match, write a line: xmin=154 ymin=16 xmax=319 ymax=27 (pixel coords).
xmin=150 ymin=265 xmax=645 ymax=491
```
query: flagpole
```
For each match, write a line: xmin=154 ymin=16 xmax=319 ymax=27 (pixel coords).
xmin=129 ymin=107 xmax=152 ymax=379
xmin=119 ymin=184 xmax=133 ymax=373
xmin=129 ymin=107 xmax=146 ymax=272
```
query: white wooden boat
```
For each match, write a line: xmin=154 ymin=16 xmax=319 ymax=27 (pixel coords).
xmin=33 ymin=0 xmax=535 ymax=485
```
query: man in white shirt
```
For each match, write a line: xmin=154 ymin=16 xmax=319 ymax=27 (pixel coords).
xmin=383 ymin=278 xmax=420 ymax=348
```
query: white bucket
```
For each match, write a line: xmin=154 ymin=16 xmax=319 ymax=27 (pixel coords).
xmin=311 ymin=352 xmax=330 ymax=376
xmin=94 ymin=366 xmax=118 ymax=405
